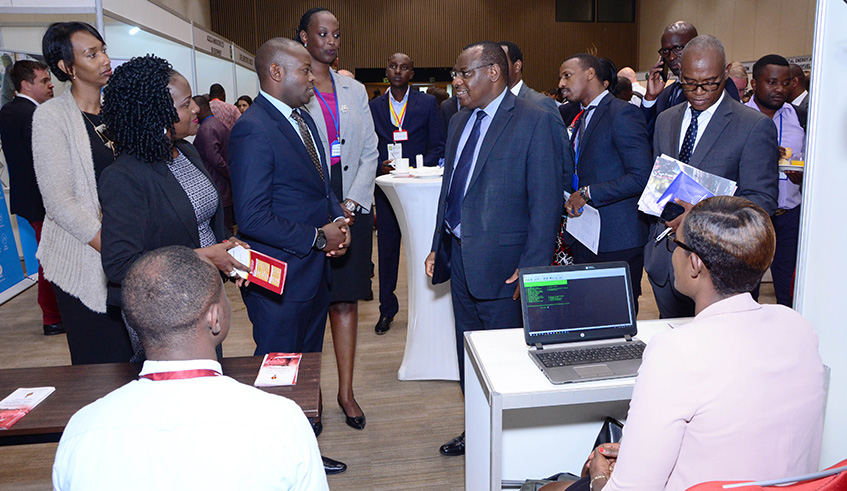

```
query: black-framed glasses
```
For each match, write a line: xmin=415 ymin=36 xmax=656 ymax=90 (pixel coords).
xmin=680 ymin=75 xmax=725 ymax=93
xmin=658 ymin=45 xmax=686 ymax=57
xmin=666 ymin=232 xmax=711 ymax=269
xmin=450 ymin=63 xmax=493 ymax=80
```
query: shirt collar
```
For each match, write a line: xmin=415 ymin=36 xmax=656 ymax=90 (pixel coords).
xmin=745 ymin=98 xmax=794 ymax=118
xmin=16 ymin=93 xmax=40 ymax=106
xmin=685 ymin=89 xmax=725 ymax=116
xmin=510 ymin=79 xmax=525 ymax=96
xmin=389 ymin=86 xmax=410 ymax=104
xmin=582 ymin=90 xmax=608 ymax=110
xmin=138 ymin=359 xmax=223 ymax=377
xmin=475 ymin=86 xmax=509 ymax=121
xmin=792 ymin=90 xmax=808 ymax=105
xmin=687 ymin=292 xmax=762 ymax=323
xmin=259 ymin=89 xmax=295 ymax=120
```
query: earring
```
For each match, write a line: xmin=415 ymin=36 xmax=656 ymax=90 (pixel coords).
xmin=163 ymin=128 xmax=168 ymax=135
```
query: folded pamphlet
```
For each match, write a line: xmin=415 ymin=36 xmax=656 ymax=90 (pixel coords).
xmin=639 ymin=154 xmax=737 ymax=217
xmin=254 ymin=353 xmax=302 ymax=387
xmin=0 ymin=387 xmax=55 ymax=430
xmin=228 ymin=245 xmax=288 ymax=295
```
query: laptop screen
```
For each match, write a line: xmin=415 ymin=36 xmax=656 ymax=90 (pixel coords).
xmin=519 ymin=262 xmax=637 ymax=346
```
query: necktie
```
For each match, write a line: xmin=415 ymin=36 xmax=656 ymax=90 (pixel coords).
xmin=445 ymin=111 xmax=487 ymax=231
xmin=572 ymin=106 xmax=595 ymax=152
xmin=290 ymin=109 xmax=325 ymax=182
xmin=678 ymin=107 xmax=703 ymax=164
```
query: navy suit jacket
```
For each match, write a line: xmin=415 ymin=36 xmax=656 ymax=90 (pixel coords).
xmin=229 ymin=94 xmax=344 ymax=302
xmin=642 ymin=80 xmax=740 ymax=144
xmin=370 ymin=89 xmax=446 ymax=168
xmin=0 ymin=97 xmax=44 ymax=222
xmin=570 ymin=93 xmax=653 ymax=252
xmin=440 ymin=95 xmax=460 ymax=131
xmin=430 ymin=90 xmax=563 ymax=299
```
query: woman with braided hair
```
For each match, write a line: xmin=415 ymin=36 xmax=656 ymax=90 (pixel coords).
xmin=99 ymin=54 xmax=249 ymax=361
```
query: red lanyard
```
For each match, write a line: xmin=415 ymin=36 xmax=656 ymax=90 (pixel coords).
xmin=139 ymin=369 xmax=221 ymax=381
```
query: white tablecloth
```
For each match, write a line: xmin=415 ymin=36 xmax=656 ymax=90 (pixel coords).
xmin=375 ymin=175 xmax=459 ymax=381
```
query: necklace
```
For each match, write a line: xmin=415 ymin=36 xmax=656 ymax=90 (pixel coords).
xmin=81 ymin=111 xmax=116 ymax=158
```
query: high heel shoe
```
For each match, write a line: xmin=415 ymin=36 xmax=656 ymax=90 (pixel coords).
xmin=338 ymin=397 xmax=366 ymax=430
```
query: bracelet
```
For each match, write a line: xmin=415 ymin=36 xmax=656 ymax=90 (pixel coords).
xmin=590 ymin=473 xmax=609 ymax=491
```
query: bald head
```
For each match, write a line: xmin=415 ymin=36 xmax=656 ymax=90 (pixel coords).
xmin=665 ymin=21 xmax=697 ymax=39
xmin=255 ymin=37 xmax=315 ymax=106
xmin=680 ymin=35 xmax=729 ymax=111
xmin=617 ymin=67 xmax=637 ymax=84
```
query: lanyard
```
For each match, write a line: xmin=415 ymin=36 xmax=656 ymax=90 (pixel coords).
xmin=139 ymin=369 xmax=222 ymax=381
xmin=389 ymin=93 xmax=408 ymax=130
xmin=313 ymin=76 xmax=340 ymax=140
xmin=570 ymin=109 xmax=585 ymax=191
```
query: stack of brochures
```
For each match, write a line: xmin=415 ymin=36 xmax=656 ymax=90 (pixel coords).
xmin=638 ymin=154 xmax=738 ymax=217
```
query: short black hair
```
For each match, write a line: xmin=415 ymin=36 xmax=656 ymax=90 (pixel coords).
xmin=42 ymin=22 xmax=105 ymax=83
xmin=209 ymin=83 xmax=225 ymax=99
xmin=102 ymin=54 xmax=177 ymax=164
xmin=122 ymin=246 xmax=222 ymax=352
xmin=463 ymin=41 xmax=510 ymax=86
xmin=193 ymin=94 xmax=211 ymax=112
xmin=10 ymin=60 xmax=48 ymax=92
xmin=752 ymin=54 xmax=790 ymax=80
xmin=296 ymin=7 xmax=331 ymax=43
xmin=236 ymin=95 xmax=253 ymax=106
xmin=565 ymin=53 xmax=603 ymax=77
xmin=598 ymin=57 xmax=618 ymax=94
xmin=498 ymin=41 xmax=523 ymax=71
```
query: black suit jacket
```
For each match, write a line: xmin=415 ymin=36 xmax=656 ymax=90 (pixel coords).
xmin=440 ymin=95 xmax=460 ymax=132
xmin=100 ymin=140 xmax=226 ymax=305
xmin=0 ymin=97 xmax=44 ymax=222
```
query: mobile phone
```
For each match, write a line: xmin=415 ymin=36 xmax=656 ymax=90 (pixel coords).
xmin=660 ymin=61 xmax=669 ymax=83
xmin=660 ymin=202 xmax=684 ymax=222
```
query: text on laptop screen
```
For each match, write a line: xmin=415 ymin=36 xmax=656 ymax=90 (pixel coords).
xmin=523 ymin=267 xmax=634 ymax=337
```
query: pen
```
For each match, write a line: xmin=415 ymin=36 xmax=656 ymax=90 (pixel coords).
xmin=655 ymin=227 xmax=672 ymax=243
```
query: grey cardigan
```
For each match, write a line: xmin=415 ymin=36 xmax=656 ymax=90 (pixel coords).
xmin=32 ymin=89 xmax=108 ymax=313
xmin=304 ymin=70 xmax=378 ymax=208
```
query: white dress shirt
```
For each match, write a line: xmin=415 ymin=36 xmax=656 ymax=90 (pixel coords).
xmin=53 ymin=359 xmax=328 ymax=491
xmin=678 ymin=91 xmax=726 ymax=156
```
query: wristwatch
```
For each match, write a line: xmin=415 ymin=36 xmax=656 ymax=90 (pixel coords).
xmin=314 ymin=229 xmax=327 ymax=251
xmin=343 ymin=200 xmax=357 ymax=213
xmin=578 ymin=186 xmax=591 ymax=203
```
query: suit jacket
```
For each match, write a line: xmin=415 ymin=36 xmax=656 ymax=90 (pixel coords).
xmin=440 ymin=95 xmax=460 ymax=131
xmin=430 ymin=91 xmax=563 ymax=299
xmin=100 ymin=140 xmax=226 ymax=305
xmin=516 ymin=82 xmax=574 ymax=180
xmin=192 ymin=115 xmax=232 ymax=207
xmin=370 ymin=89 xmax=445 ymax=168
xmin=793 ymin=103 xmax=807 ymax=132
xmin=644 ymin=95 xmax=779 ymax=287
xmin=642 ymin=81 xmax=740 ymax=144
xmin=304 ymin=71 xmax=378 ymax=208
xmin=229 ymin=94 xmax=344 ymax=302
xmin=605 ymin=294 xmax=825 ymax=491
xmin=0 ymin=96 xmax=44 ymax=222
xmin=570 ymin=93 xmax=652 ymax=252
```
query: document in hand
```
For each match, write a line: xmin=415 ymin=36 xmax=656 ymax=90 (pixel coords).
xmin=638 ymin=154 xmax=738 ymax=217
xmin=254 ymin=353 xmax=302 ymax=387
xmin=228 ymin=245 xmax=288 ymax=295
xmin=563 ymin=191 xmax=601 ymax=255
xmin=0 ymin=387 xmax=55 ymax=430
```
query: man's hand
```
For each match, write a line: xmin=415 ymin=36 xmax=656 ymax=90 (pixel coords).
xmin=379 ymin=159 xmax=394 ymax=176
xmin=505 ymin=268 xmax=520 ymax=300
xmin=664 ymin=198 xmax=694 ymax=232
xmin=645 ymin=57 xmax=666 ymax=101
xmin=785 ymin=170 xmax=803 ymax=186
xmin=425 ymin=251 xmax=436 ymax=278
xmin=196 ymin=240 xmax=251 ymax=286
xmin=565 ymin=192 xmax=587 ymax=217
xmin=341 ymin=199 xmax=360 ymax=226
xmin=321 ymin=220 xmax=350 ymax=256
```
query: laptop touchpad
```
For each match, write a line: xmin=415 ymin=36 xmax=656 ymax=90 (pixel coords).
xmin=574 ymin=364 xmax=615 ymax=378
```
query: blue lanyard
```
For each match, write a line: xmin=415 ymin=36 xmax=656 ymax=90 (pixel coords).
xmin=313 ymin=76 xmax=340 ymax=140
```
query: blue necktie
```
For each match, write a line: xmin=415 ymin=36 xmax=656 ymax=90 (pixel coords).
xmin=445 ymin=111 xmax=486 ymax=231
xmin=678 ymin=107 xmax=703 ymax=164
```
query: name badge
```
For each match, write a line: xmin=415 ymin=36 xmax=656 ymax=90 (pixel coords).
xmin=387 ymin=143 xmax=403 ymax=161
xmin=393 ymin=130 xmax=409 ymax=142
xmin=331 ymin=140 xmax=342 ymax=158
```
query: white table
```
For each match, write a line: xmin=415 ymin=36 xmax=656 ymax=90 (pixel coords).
xmin=464 ymin=319 xmax=686 ymax=490
xmin=375 ymin=174 xmax=459 ymax=381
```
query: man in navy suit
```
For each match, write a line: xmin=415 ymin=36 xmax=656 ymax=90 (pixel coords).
xmin=425 ymin=42 xmax=562 ymax=456
xmin=370 ymin=52 xmax=445 ymax=334
xmin=559 ymin=54 xmax=653 ymax=303
xmin=229 ymin=38 xmax=349 ymax=357
xmin=0 ymin=60 xmax=63 ymax=336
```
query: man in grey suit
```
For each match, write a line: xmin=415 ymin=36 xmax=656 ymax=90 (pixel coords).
xmin=425 ymin=41 xmax=562 ymax=456
xmin=644 ymin=35 xmax=779 ymax=318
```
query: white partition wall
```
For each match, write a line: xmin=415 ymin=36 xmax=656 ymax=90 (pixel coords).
xmin=235 ymin=63 xmax=258 ymax=100
xmin=195 ymin=51 xmax=234 ymax=101
xmin=795 ymin=0 xmax=847 ymax=469
xmin=104 ymin=20 xmax=193 ymax=79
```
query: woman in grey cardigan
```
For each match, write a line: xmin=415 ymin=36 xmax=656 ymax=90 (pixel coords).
xmin=32 ymin=22 xmax=132 ymax=364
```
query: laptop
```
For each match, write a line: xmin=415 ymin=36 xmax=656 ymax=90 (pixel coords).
xmin=519 ymin=262 xmax=645 ymax=384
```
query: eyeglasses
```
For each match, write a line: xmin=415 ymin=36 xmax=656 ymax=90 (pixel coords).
xmin=450 ymin=63 xmax=493 ymax=80
xmin=666 ymin=232 xmax=711 ymax=269
xmin=680 ymin=75 xmax=725 ymax=93
xmin=658 ymin=45 xmax=686 ymax=57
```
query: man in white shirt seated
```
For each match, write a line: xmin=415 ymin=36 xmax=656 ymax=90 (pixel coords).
xmin=52 ymin=246 xmax=328 ymax=491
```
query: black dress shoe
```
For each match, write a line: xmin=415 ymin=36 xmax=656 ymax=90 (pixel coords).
xmin=338 ymin=398 xmax=366 ymax=430
xmin=439 ymin=432 xmax=465 ymax=456
xmin=310 ymin=419 xmax=322 ymax=437
xmin=43 ymin=323 xmax=65 ymax=336
xmin=374 ymin=315 xmax=393 ymax=335
xmin=322 ymin=456 xmax=347 ymax=475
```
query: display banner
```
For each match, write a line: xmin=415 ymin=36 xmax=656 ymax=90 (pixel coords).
xmin=15 ymin=216 xmax=37 ymax=276
xmin=0 ymin=189 xmax=24 ymax=295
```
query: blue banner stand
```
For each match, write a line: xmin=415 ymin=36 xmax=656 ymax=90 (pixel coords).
xmin=0 ymin=189 xmax=33 ymax=305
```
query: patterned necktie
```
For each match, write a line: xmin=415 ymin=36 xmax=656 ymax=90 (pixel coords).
xmin=572 ymin=106 xmax=595 ymax=152
xmin=290 ymin=109 xmax=325 ymax=182
xmin=678 ymin=107 xmax=703 ymax=164
xmin=445 ymin=110 xmax=487 ymax=231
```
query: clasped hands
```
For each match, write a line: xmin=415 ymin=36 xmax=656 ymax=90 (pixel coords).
xmin=320 ymin=218 xmax=352 ymax=257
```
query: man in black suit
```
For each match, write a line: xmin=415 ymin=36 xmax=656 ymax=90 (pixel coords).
xmin=642 ymin=22 xmax=740 ymax=142
xmin=370 ymin=52 xmax=446 ymax=334
xmin=425 ymin=41 xmax=562 ymax=457
xmin=559 ymin=54 xmax=653 ymax=302
xmin=789 ymin=63 xmax=809 ymax=130
xmin=0 ymin=60 xmax=63 ymax=336
xmin=644 ymin=35 xmax=779 ymax=318
xmin=440 ymin=93 xmax=460 ymax=130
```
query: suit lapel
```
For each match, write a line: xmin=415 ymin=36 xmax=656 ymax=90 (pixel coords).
xmin=579 ymin=93 xmax=611 ymax=156
xmin=467 ymin=93 xmax=514 ymax=192
xmin=404 ymin=90 xmax=418 ymax=129
xmin=688 ymin=96 xmax=732 ymax=167
xmin=442 ymin=109 xmax=471 ymax=194
xmin=257 ymin=95 xmax=326 ymax=187
xmin=668 ymin=104 xmax=686 ymax=159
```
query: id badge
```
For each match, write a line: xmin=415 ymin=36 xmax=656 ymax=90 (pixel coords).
xmin=572 ymin=174 xmax=579 ymax=191
xmin=393 ymin=130 xmax=409 ymax=142
xmin=331 ymin=140 xmax=341 ymax=158
xmin=387 ymin=143 xmax=403 ymax=161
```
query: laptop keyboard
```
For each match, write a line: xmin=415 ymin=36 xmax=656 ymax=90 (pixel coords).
xmin=535 ymin=341 xmax=646 ymax=368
